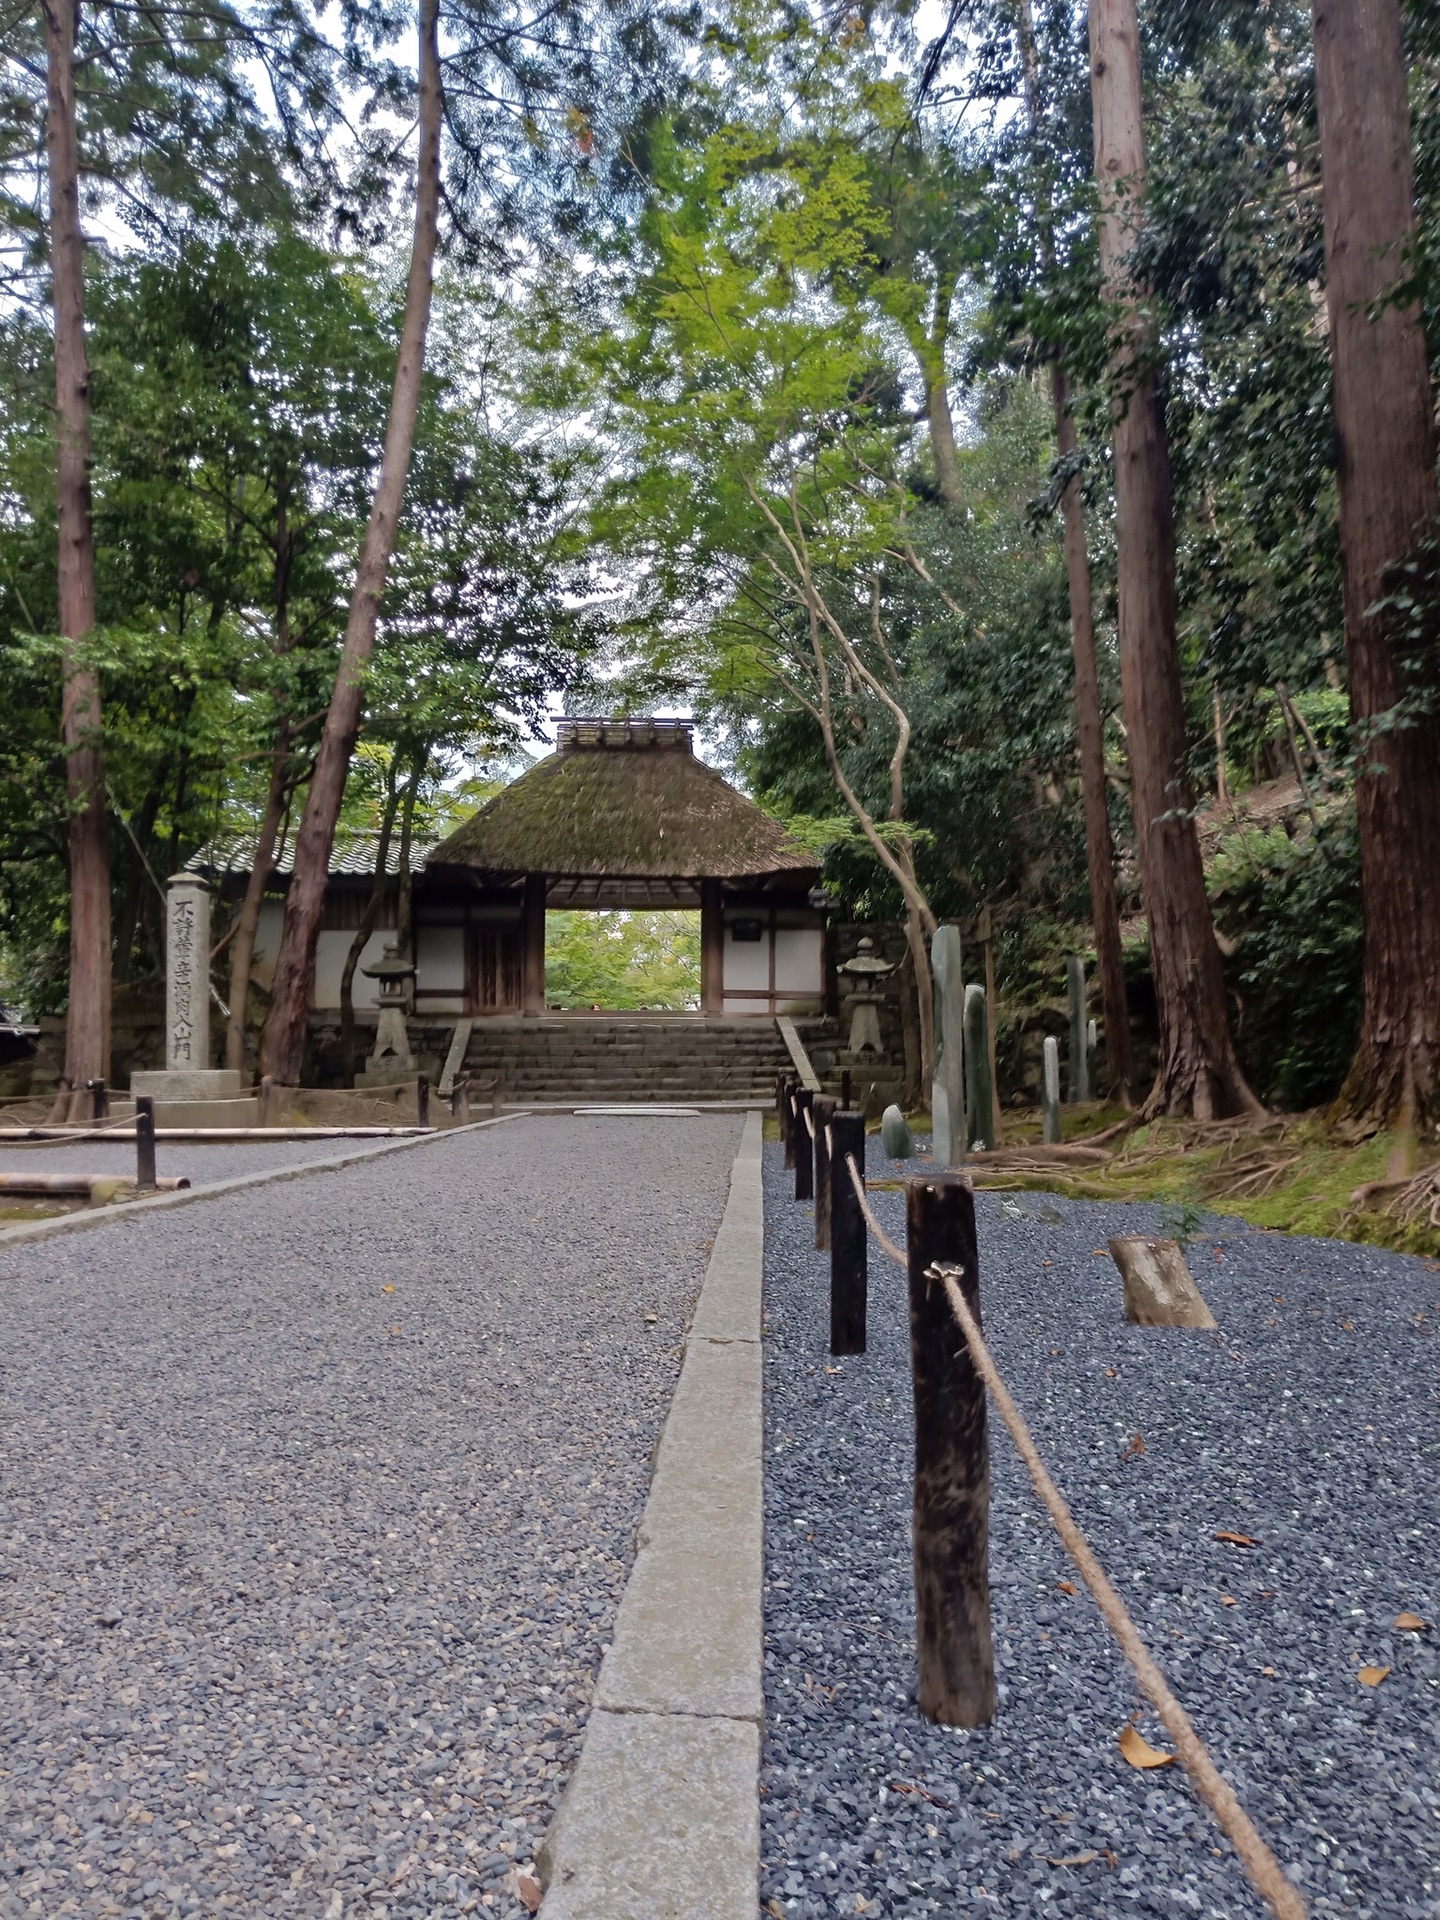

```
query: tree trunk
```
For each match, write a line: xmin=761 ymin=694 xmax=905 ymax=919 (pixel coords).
xmin=1052 ymin=367 xmax=1134 ymax=1104
xmin=1015 ymin=0 xmax=1134 ymax=1104
xmin=926 ymin=377 xmax=962 ymax=508
xmin=224 ymin=723 xmax=292 ymax=1074
xmin=1089 ymin=0 xmax=1259 ymax=1119
xmin=259 ymin=0 xmax=442 ymax=1086
xmin=1311 ymin=0 xmax=1440 ymax=1128
xmin=44 ymin=0 xmax=110 ymax=1093
xmin=338 ymin=766 xmax=402 ymax=1076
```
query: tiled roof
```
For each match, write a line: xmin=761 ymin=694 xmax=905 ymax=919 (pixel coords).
xmin=188 ymin=835 xmax=438 ymax=879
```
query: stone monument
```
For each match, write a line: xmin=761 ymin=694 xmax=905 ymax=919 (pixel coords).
xmin=931 ymin=924 xmax=965 ymax=1166
xmin=131 ymin=874 xmax=247 ymax=1107
xmin=1042 ymin=1035 xmax=1062 ymax=1145
xmin=963 ymin=984 xmax=996 ymax=1151
xmin=1066 ymin=955 xmax=1091 ymax=1102
xmin=836 ymin=936 xmax=896 ymax=1057
xmin=355 ymin=945 xmax=417 ymax=1086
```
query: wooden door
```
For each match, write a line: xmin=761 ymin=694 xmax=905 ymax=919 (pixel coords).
xmin=472 ymin=927 xmax=522 ymax=1012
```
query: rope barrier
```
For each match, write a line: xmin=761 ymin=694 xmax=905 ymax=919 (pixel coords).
xmin=839 ymin=1155 xmax=1307 ymax=1920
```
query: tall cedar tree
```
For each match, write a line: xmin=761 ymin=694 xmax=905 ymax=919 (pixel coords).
xmin=1015 ymin=0 xmax=1134 ymax=1102
xmin=43 ymin=0 xmax=110 ymax=1108
xmin=1088 ymin=0 xmax=1258 ymax=1117
xmin=259 ymin=0 xmax=442 ymax=1086
xmin=1311 ymin=0 xmax=1440 ymax=1128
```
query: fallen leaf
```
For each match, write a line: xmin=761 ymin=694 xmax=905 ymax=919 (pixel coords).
xmin=1057 ymin=1580 xmax=1077 ymax=1596
xmin=1120 ymin=1432 xmax=1145 ymax=1461
xmin=767 ymin=1901 xmax=787 ymax=1920
xmin=1041 ymin=1258 xmax=1053 ymax=1267
xmin=381 ymin=1284 xmax=395 ymax=1294
xmin=1092 ymin=1249 xmax=1108 ymax=1256
xmin=516 ymin=1871 xmax=543 ymax=1913
xmin=1213 ymin=1530 xmax=1260 ymax=1549
xmin=1357 ymin=1665 xmax=1390 ymax=1687
xmin=1105 ymin=1367 xmax=1118 ymax=1378
xmin=1395 ymin=1612 xmax=1429 ymax=1632
xmin=1220 ymin=1595 xmax=1236 ymax=1607
xmin=1340 ymin=1318 xmax=1355 ymax=1331
xmin=1047 ymin=1851 xmax=1099 ymax=1868
xmin=824 ymin=1366 xmax=842 ymax=1375
xmin=888 ymin=1780 xmax=952 ymax=1807
xmin=1260 ymin=1666 xmax=1278 ymax=1677
xmin=1119 ymin=1723 xmax=1175 ymax=1770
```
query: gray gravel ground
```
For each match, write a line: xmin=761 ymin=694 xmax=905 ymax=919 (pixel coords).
xmin=760 ymin=1143 xmax=1440 ymax=1920
xmin=0 ymin=1133 xmax=435 ymax=1191
xmin=0 ymin=1111 xmax=742 ymax=1919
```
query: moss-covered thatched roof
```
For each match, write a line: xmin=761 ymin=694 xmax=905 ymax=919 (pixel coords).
xmin=429 ymin=718 xmax=819 ymax=882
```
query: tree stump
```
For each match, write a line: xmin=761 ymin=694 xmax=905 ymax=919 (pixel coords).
xmin=1109 ymin=1235 xmax=1216 ymax=1328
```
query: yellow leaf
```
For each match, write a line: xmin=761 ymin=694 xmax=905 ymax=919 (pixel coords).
xmin=1118 ymin=1724 xmax=1175 ymax=1769
xmin=1395 ymin=1612 xmax=1429 ymax=1632
xmin=1057 ymin=1580 xmax=1077 ymax=1596
xmin=1357 ymin=1665 xmax=1390 ymax=1687
xmin=1213 ymin=1530 xmax=1260 ymax=1548
xmin=1220 ymin=1595 xmax=1237 ymax=1607
xmin=381 ymin=1285 xmax=396 ymax=1294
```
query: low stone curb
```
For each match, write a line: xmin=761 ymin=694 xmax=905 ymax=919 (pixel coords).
xmin=538 ymin=1108 xmax=764 ymax=1920
xmin=0 ymin=1112 xmax=522 ymax=1254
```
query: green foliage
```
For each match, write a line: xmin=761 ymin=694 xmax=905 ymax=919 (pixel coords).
xmin=1212 ymin=812 xmax=1364 ymax=1111
xmin=544 ymin=910 xmax=701 ymax=1010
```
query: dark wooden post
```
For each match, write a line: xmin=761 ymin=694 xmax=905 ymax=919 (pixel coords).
xmin=793 ymin=1086 xmax=814 ymax=1201
xmin=416 ymin=1073 xmax=430 ymax=1128
xmin=906 ymin=1174 xmax=995 ymax=1727
xmin=135 ymin=1094 xmax=157 ymax=1192
xmin=258 ymin=1074 xmax=273 ymax=1128
xmin=782 ymin=1075 xmax=798 ymax=1169
xmin=452 ymin=1074 xmax=470 ymax=1123
xmin=699 ymin=877 xmax=724 ymax=1014
xmin=829 ymin=1110 xmax=867 ymax=1355
xmin=812 ymin=1094 xmax=837 ymax=1251
xmin=87 ymin=1077 xmax=107 ymax=1120
xmin=841 ymin=1067 xmax=852 ymax=1110
xmin=521 ymin=871 xmax=546 ymax=1016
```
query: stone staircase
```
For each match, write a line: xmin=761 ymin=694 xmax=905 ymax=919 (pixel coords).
xmin=461 ymin=1015 xmax=794 ymax=1105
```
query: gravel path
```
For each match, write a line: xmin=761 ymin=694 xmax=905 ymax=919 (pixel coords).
xmin=0 ymin=1112 xmax=743 ymax=1919
xmin=760 ymin=1145 xmax=1440 ymax=1920
xmin=0 ymin=1133 xmax=431 ymax=1190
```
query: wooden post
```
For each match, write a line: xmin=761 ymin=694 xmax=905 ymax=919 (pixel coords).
xmin=258 ymin=1074 xmax=274 ymax=1128
xmin=135 ymin=1095 xmax=157 ymax=1193
xmin=812 ymin=1094 xmax=837 ymax=1251
xmin=521 ymin=871 xmax=546 ymax=1016
xmin=829 ymin=1110 xmax=867 ymax=1355
xmin=700 ymin=878 xmax=724 ymax=1014
xmin=906 ymin=1174 xmax=996 ymax=1727
xmin=416 ymin=1073 xmax=430 ymax=1128
xmin=452 ymin=1074 xmax=470 ymax=1123
xmin=782 ymin=1075 xmax=798 ymax=1170
xmin=793 ymin=1086 xmax=814 ymax=1202
xmin=1109 ymin=1235 xmax=1217 ymax=1328
xmin=774 ymin=1070 xmax=789 ymax=1153
xmin=841 ymin=1067 xmax=852 ymax=1110
xmin=87 ymin=1077 xmax=107 ymax=1121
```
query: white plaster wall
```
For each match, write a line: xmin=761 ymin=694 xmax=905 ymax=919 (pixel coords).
xmin=723 ymin=934 xmax=769 ymax=992
xmin=312 ymin=930 xmax=389 ymax=1010
xmin=417 ymin=925 xmax=466 ymax=993
xmin=774 ymin=926 xmax=822 ymax=994
xmin=249 ymin=901 xmax=286 ymax=992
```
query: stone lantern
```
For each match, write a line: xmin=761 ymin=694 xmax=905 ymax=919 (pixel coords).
xmin=359 ymin=945 xmax=416 ymax=1084
xmin=836 ymin=935 xmax=897 ymax=1057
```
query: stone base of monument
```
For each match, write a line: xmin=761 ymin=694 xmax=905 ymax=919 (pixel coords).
xmin=116 ymin=1088 xmax=262 ymax=1129
xmin=131 ymin=1068 xmax=246 ymax=1102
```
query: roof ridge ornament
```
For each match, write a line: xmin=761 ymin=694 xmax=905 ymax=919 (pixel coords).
xmin=555 ymin=715 xmax=694 ymax=753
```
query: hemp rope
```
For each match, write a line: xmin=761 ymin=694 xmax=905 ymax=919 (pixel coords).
xmin=840 ymin=1155 xmax=1307 ymax=1920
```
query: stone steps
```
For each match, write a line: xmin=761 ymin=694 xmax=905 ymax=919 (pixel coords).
xmin=462 ymin=1018 xmax=793 ymax=1104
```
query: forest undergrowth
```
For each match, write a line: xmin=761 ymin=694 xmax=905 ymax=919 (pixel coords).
xmin=946 ymin=1108 xmax=1440 ymax=1262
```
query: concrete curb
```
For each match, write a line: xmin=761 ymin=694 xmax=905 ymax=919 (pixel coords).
xmin=538 ymin=1109 xmax=764 ymax=1920
xmin=0 ymin=1112 xmax=523 ymax=1255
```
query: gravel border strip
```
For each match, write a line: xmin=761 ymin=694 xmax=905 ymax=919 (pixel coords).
xmin=0 ymin=1111 xmax=523 ymax=1254
xmin=538 ymin=1109 xmax=765 ymax=1920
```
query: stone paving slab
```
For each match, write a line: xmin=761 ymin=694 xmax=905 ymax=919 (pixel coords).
xmin=539 ymin=1109 xmax=764 ymax=1918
